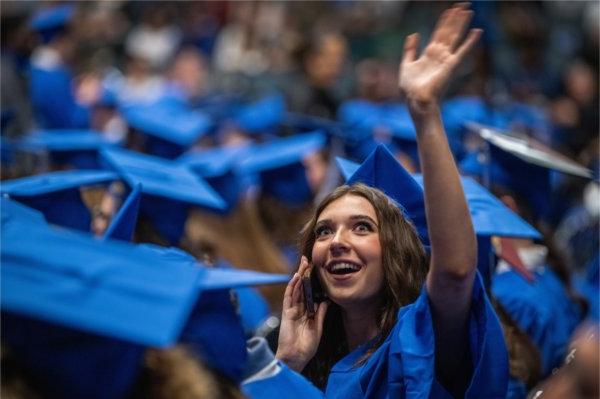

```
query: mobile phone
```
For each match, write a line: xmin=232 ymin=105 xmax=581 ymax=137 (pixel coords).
xmin=302 ymin=266 xmax=327 ymax=319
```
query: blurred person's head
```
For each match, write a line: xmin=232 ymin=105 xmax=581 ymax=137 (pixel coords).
xmin=564 ymin=61 xmax=598 ymax=106
xmin=356 ymin=59 xmax=398 ymax=102
xmin=303 ymin=30 xmax=347 ymax=88
xmin=168 ymin=46 xmax=210 ymax=101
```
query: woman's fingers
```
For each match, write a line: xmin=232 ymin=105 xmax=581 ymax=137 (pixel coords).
xmin=401 ymin=33 xmax=419 ymax=67
xmin=283 ymin=272 xmax=300 ymax=309
xmin=447 ymin=9 xmax=474 ymax=52
xmin=454 ymin=28 xmax=482 ymax=61
xmin=430 ymin=3 xmax=473 ymax=51
xmin=290 ymin=271 xmax=306 ymax=314
xmin=315 ymin=300 xmax=330 ymax=335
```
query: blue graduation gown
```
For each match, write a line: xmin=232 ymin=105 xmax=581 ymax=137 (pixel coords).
xmin=29 ymin=64 xmax=90 ymax=129
xmin=242 ymin=337 xmax=324 ymax=399
xmin=325 ymin=273 xmax=508 ymax=399
xmin=492 ymin=267 xmax=582 ymax=376
xmin=243 ymin=362 xmax=325 ymax=399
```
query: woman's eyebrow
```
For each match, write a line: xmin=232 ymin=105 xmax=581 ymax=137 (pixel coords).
xmin=315 ymin=215 xmax=379 ymax=227
xmin=349 ymin=215 xmax=379 ymax=226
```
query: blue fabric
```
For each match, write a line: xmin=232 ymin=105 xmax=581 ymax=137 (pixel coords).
xmin=492 ymin=269 xmax=563 ymax=375
xmin=1 ymin=223 xmax=202 ymax=347
xmin=324 ymin=273 xmax=508 ymax=398
xmin=237 ymin=132 xmax=326 ymax=206
xmin=505 ymin=378 xmax=528 ymax=399
xmin=103 ymin=184 xmax=142 ymax=242
xmin=574 ymin=253 xmax=599 ymax=321
xmin=233 ymin=93 xmax=286 ymax=134
xmin=234 ymin=287 xmax=271 ymax=334
xmin=180 ymin=289 xmax=247 ymax=383
xmin=337 ymin=100 xmax=420 ymax=164
xmin=29 ymin=65 xmax=90 ymax=129
xmin=2 ymin=312 xmax=145 ymax=399
xmin=1 ymin=170 xmax=118 ymax=232
xmin=244 ymin=362 xmax=325 ymax=399
xmin=29 ymin=4 xmax=75 ymax=43
xmin=0 ymin=197 xmax=48 ymax=226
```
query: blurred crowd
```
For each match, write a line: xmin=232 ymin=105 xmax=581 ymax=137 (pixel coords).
xmin=0 ymin=1 xmax=598 ymax=399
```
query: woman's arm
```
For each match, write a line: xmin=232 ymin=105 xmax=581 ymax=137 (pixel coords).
xmin=399 ymin=3 xmax=481 ymax=395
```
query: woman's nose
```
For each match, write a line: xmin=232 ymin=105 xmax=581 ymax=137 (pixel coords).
xmin=329 ymin=229 xmax=350 ymax=254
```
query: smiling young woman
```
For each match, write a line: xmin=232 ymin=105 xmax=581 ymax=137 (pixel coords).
xmin=274 ymin=3 xmax=509 ymax=399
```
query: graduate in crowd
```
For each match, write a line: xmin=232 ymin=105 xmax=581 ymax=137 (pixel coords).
xmin=275 ymin=4 xmax=508 ymax=398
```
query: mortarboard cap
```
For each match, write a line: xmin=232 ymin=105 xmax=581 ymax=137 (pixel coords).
xmin=29 ymin=4 xmax=75 ymax=43
xmin=1 ymin=170 xmax=118 ymax=231
xmin=498 ymin=102 xmax=552 ymax=143
xmin=337 ymin=100 xmax=420 ymax=164
xmin=461 ymin=123 xmax=593 ymax=220
xmin=17 ymin=129 xmax=118 ymax=169
xmin=100 ymin=147 xmax=226 ymax=244
xmin=178 ymin=144 xmax=253 ymax=210
xmin=232 ymin=93 xmax=286 ymax=134
xmin=130 ymin=244 xmax=289 ymax=382
xmin=121 ymin=101 xmax=212 ymax=159
xmin=1 ymin=197 xmax=48 ymax=227
xmin=441 ymin=96 xmax=508 ymax=159
xmin=341 ymin=144 xmax=430 ymax=247
xmin=413 ymin=175 xmax=541 ymax=240
xmin=1 ymin=222 xmax=203 ymax=399
xmin=283 ymin=112 xmax=344 ymax=138
xmin=238 ymin=132 xmax=326 ymax=206
xmin=102 ymin=183 xmax=142 ymax=242
xmin=1 ymin=217 xmax=291 ymax=396
xmin=1 ymin=136 xmax=16 ymax=166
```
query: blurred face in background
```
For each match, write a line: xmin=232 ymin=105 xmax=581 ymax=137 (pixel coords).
xmin=305 ymin=32 xmax=347 ymax=88
xmin=169 ymin=48 xmax=209 ymax=99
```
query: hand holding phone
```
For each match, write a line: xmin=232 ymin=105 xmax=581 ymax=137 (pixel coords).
xmin=301 ymin=263 xmax=327 ymax=319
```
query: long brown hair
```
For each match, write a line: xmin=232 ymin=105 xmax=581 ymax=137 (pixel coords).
xmin=299 ymin=183 xmax=429 ymax=388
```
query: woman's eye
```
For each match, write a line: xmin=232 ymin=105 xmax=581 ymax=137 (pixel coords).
xmin=354 ymin=222 xmax=373 ymax=233
xmin=315 ymin=226 xmax=332 ymax=237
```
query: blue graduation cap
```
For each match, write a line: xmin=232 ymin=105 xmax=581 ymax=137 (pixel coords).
xmin=100 ymin=147 xmax=226 ymax=244
xmin=102 ymin=183 xmax=142 ymax=242
xmin=339 ymin=144 xmax=430 ymax=247
xmin=232 ymin=93 xmax=286 ymax=135
xmin=178 ymin=144 xmax=253 ymax=210
xmin=29 ymin=4 xmax=75 ymax=43
xmin=1 ymin=136 xmax=16 ymax=166
xmin=441 ymin=96 xmax=508 ymax=159
xmin=338 ymin=100 xmax=420 ymax=164
xmin=283 ymin=112 xmax=345 ymax=138
xmin=413 ymin=174 xmax=542 ymax=289
xmin=121 ymin=101 xmax=212 ymax=159
xmin=238 ymin=132 xmax=327 ymax=206
xmin=1 ymin=197 xmax=48 ymax=227
xmin=498 ymin=102 xmax=552 ymax=141
xmin=1 ymin=170 xmax=119 ymax=231
xmin=1 ymin=222 xmax=203 ymax=399
xmin=461 ymin=123 xmax=593 ymax=221
xmin=17 ymin=129 xmax=118 ymax=169
xmin=138 ymin=244 xmax=289 ymax=382
xmin=2 ymin=215 xmax=291 ymax=396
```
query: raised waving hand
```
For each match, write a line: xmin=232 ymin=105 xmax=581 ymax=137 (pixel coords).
xmin=399 ymin=3 xmax=481 ymax=111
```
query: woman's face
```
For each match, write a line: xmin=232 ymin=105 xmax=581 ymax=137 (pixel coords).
xmin=312 ymin=194 xmax=384 ymax=309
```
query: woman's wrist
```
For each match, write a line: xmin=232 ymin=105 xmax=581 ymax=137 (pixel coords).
xmin=275 ymin=350 xmax=308 ymax=373
xmin=407 ymin=98 xmax=441 ymax=120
